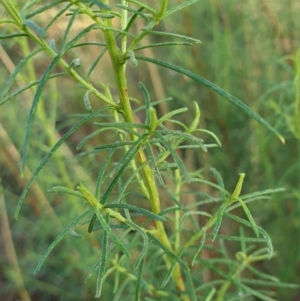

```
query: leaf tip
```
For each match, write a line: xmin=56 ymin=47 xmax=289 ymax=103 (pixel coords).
xmin=279 ymin=135 xmax=285 ymax=144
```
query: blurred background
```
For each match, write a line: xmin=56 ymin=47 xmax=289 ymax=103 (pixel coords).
xmin=0 ymin=0 xmax=299 ymax=300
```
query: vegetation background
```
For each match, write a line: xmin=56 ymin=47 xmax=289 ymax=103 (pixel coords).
xmin=0 ymin=0 xmax=299 ymax=300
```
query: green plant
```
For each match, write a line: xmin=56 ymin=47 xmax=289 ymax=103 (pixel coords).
xmin=0 ymin=1 xmax=297 ymax=300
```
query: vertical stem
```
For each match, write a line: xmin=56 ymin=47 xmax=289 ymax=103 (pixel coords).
xmin=102 ymin=8 xmax=189 ymax=301
xmin=174 ymin=169 xmax=182 ymax=251
xmin=121 ymin=0 xmax=128 ymax=74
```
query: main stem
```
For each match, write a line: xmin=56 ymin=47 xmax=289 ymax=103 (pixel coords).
xmin=102 ymin=19 xmax=189 ymax=301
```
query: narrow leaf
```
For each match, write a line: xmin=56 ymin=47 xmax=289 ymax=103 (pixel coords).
xmin=237 ymin=199 xmax=259 ymax=237
xmin=134 ymin=42 xmax=192 ymax=51
xmin=88 ymin=148 xmax=115 ymax=233
xmin=197 ymin=129 xmax=222 ymax=147
xmin=61 ymin=9 xmax=79 ymax=53
xmin=95 ymin=148 xmax=115 ymax=200
xmin=161 ymin=248 xmax=185 ymax=288
xmin=158 ymin=130 xmax=207 ymax=152
xmin=79 ymin=0 xmax=110 ymax=10
xmin=116 ymin=5 xmax=148 ymax=23
xmin=225 ymin=213 xmax=273 ymax=258
xmin=87 ymin=46 xmax=107 ymax=79
xmin=1 ymin=72 xmax=67 ymax=105
xmin=204 ymin=288 xmax=216 ymax=301
xmin=2 ymin=48 xmax=42 ymax=97
xmin=26 ymin=0 xmax=65 ymax=18
xmin=45 ymin=3 xmax=73 ymax=30
xmin=125 ymin=0 xmax=157 ymax=14
xmin=230 ymin=173 xmax=245 ymax=202
xmin=95 ymin=25 xmax=135 ymax=37
xmin=146 ymin=31 xmax=201 ymax=44
xmin=157 ymin=108 xmax=188 ymax=126
xmin=0 ymin=33 xmax=28 ymax=39
xmin=104 ymin=203 xmax=166 ymax=222
xmin=71 ymin=41 xmax=106 ymax=48
xmin=136 ymin=56 xmax=285 ymax=143
xmin=184 ymin=268 xmax=197 ymax=301
xmin=238 ymin=283 xmax=277 ymax=301
xmin=125 ymin=220 xmax=149 ymax=269
xmin=51 ymin=186 xmax=85 ymax=199
xmin=135 ymin=247 xmax=146 ymax=301
xmin=99 ymin=134 xmax=148 ymax=205
xmin=94 ymin=122 xmax=148 ymax=130
xmin=211 ymin=203 xmax=227 ymax=241
xmin=94 ymin=141 xmax=135 ymax=151
xmin=138 ymin=82 xmax=151 ymax=126
xmin=147 ymin=233 xmax=189 ymax=270
xmin=34 ymin=209 xmax=93 ymax=274
xmin=192 ymin=227 xmax=206 ymax=265
xmin=20 ymin=0 xmax=41 ymax=19
xmin=114 ymin=161 xmax=148 ymax=205
xmin=145 ymin=142 xmax=165 ymax=186
xmin=21 ymin=55 xmax=61 ymax=174
xmin=15 ymin=108 xmax=107 ymax=219
xmin=94 ymin=209 xmax=130 ymax=256
xmin=95 ymin=214 xmax=109 ymax=298
xmin=180 ymin=212 xmax=211 ymax=231
xmin=65 ymin=23 xmax=98 ymax=50
xmin=163 ymin=0 xmax=202 ymax=19
xmin=77 ymin=128 xmax=109 ymax=150
xmin=210 ymin=168 xmax=225 ymax=202
xmin=154 ymin=131 xmax=190 ymax=182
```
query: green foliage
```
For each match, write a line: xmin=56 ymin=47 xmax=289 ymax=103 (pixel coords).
xmin=0 ymin=1 xmax=299 ymax=301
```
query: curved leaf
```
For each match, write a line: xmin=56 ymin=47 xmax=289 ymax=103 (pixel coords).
xmin=154 ymin=131 xmax=190 ymax=182
xmin=15 ymin=108 xmax=107 ymax=219
xmin=1 ymin=72 xmax=67 ymax=105
xmin=136 ymin=56 xmax=285 ymax=143
xmin=34 ymin=209 xmax=93 ymax=274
